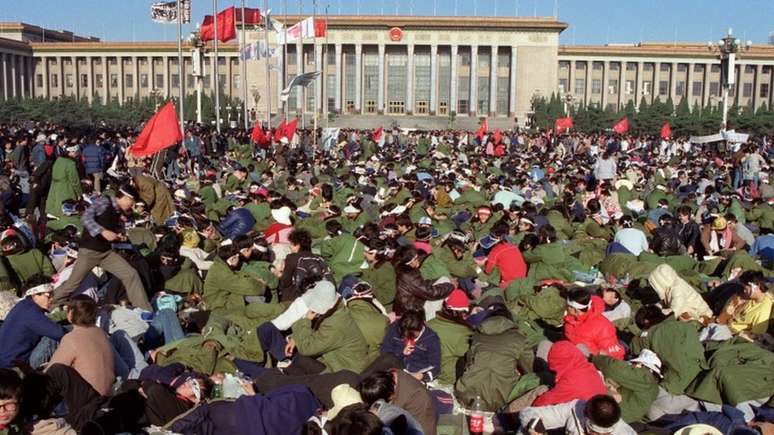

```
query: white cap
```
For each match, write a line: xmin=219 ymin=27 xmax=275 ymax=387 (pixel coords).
xmin=629 ymin=349 xmax=662 ymax=377
xmin=302 ymin=280 xmax=338 ymax=314
xmin=343 ymin=204 xmax=360 ymax=214
xmin=271 ymin=206 xmax=292 ymax=225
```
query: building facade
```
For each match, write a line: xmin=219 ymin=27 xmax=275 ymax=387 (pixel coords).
xmin=2 ymin=18 xmax=774 ymax=124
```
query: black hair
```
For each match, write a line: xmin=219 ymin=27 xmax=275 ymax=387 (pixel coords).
xmin=321 ymin=183 xmax=334 ymax=201
xmin=325 ymin=220 xmax=343 ymax=237
xmin=117 ymin=183 xmax=139 ymax=200
xmin=537 ymin=224 xmax=556 ymax=244
xmin=232 ymin=234 xmax=254 ymax=251
xmin=519 ymin=233 xmax=540 ymax=252
xmin=618 ymin=215 xmax=634 ymax=228
xmin=739 ymin=270 xmax=765 ymax=287
xmin=66 ymin=294 xmax=98 ymax=326
xmin=394 ymin=245 xmax=419 ymax=270
xmin=490 ymin=221 xmax=510 ymax=239
xmin=398 ymin=310 xmax=425 ymax=339
xmin=584 ymin=395 xmax=622 ymax=430
xmin=634 ymin=305 xmax=669 ymax=331
xmin=288 ymin=229 xmax=313 ymax=251
xmin=567 ymin=287 xmax=591 ymax=311
xmin=358 ymin=371 xmax=396 ymax=406
xmin=414 ymin=225 xmax=432 ymax=241
xmin=586 ymin=199 xmax=601 ymax=214
xmin=329 ymin=403 xmax=384 ymax=435
xmin=0 ymin=368 xmax=22 ymax=400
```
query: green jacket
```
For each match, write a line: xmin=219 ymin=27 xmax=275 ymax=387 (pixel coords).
xmin=165 ymin=268 xmax=203 ymax=295
xmin=224 ymin=174 xmax=249 ymax=193
xmin=6 ymin=249 xmax=55 ymax=285
xmin=245 ymin=202 xmax=272 ymax=232
xmin=592 ymin=355 xmax=659 ymax=423
xmin=45 ymin=156 xmax=82 ymax=217
xmin=433 ymin=246 xmax=478 ymax=279
xmin=427 ymin=314 xmax=473 ymax=386
xmin=545 ymin=210 xmax=574 ymax=240
xmin=292 ymin=304 xmax=369 ymax=373
xmin=346 ymin=298 xmax=389 ymax=363
xmin=360 ymin=262 xmax=396 ymax=310
xmin=203 ymin=258 xmax=265 ymax=315
xmin=340 ymin=213 xmax=369 ymax=234
xmin=632 ymin=317 xmax=706 ymax=395
xmin=523 ymin=242 xmax=578 ymax=282
xmin=318 ymin=234 xmax=366 ymax=283
xmin=746 ymin=204 xmax=774 ymax=231
xmin=455 ymin=316 xmax=534 ymax=412
xmin=419 ymin=253 xmax=452 ymax=281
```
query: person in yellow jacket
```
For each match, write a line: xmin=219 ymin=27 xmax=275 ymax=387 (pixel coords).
xmin=719 ymin=270 xmax=773 ymax=337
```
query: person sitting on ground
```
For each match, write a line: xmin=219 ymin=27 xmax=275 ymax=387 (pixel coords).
xmin=520 ymin=394 xmax=637 ymax=435
xmin=717 ymin=270 xmax=773 ymax=339
xmin=647 ymin=263 xmax=713 ymax=323
xmin=563 ymin=288 xmax=625 ymax=360
xmin=359 ymin=370 xmax=437 ymax=435
xmin=0 ymin=369 xmax=23 ymax=435
xmin=532 ymin=341 xmax=608 ymax=407
xmin=380 ymin=310 xmax=441 ymax=383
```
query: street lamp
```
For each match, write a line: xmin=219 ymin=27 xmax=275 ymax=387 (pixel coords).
xmin=188 ymin=29 xmax=206 ymax=124
xmin=226 ymin=104 xmax=232 ymax=124
xmin=563 ymin=93 xmax=574 ymax=115
xmin=708 ymin=28 xmax=752 ymax=132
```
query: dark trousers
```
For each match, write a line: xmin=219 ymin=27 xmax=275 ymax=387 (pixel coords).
xmin=257 ymin=322 xmax=288 ymax=362
xmin=45 ymin=364 xmax=105 ymax=431
xmin=253 ymin=370 xmax=360 ymax=409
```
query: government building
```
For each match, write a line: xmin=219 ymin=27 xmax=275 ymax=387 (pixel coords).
xmin=1 ymin=16 xmax=773 ymax=127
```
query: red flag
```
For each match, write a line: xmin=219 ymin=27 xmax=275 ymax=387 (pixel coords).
xmin=251 ymin=122 xmax=269 ymax=146
xmin=476 ymin=119 xmax=488 ymax=142
xmin=200 ymin=7 xmax=237 ymax=42
xmin=660 ymin=122 xmax=672 ymax=139
xmin=373 ymin=127 xmax=384 ymax=143
xmin=493 ymin=129 xmax=502 ymax=145
xmin=129 ymin=101 xmax=182 ymax=157
xmin=283 ymin=118 xmax=298 ymax=142
xmin=314 ymin=19 xmax=327 ymax=38
xmin=613 ymin=117 xmax=629 ymax=134
xmin=273 ymin=120 xmax=287 ymax=142
xmin=554 ymin=117 xmax=573 ymax=134
xmin=235 ymin=7 xmax=262 ymax=25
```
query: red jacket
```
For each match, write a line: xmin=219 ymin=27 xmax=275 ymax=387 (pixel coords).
xmin=484 ymin=242 xmax=527 ymax=288
xmin=532 ymin=341 xmax=607 ymax=407
xmin=563 ymin=296 xmax=625 ymax=360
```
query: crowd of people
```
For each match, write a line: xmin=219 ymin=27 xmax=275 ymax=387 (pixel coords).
xmin=0 ymin=119 xmax=773 ymax=435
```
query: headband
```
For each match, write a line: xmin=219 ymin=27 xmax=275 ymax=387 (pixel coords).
xmin=566 ymin=298 xmax=592 ymax=310
xmin=25 ymin=283 xmax=54 ymax=297
xmin=119 ymin=188 xmax=135 ymax=199
xmin=188 ymin=379 xmax=202 ymax=402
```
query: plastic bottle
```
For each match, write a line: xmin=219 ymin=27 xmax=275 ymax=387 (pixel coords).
xmin=212 ymin=381 xmax=223 ymax=399
xmin=469 ymin=396 xmax=484 ymax=435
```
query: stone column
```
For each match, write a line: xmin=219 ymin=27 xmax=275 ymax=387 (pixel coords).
xmin=429 ymin=44 xmax=438 ymax=115
xmin=164 ymin=56 xmax=171 ymax=99
xmin=72 ymin=56 xmax=78 ymax=100
xmin=19 ymin=55 xmax=26 ymax=98
xmin=568 ymin=59 xmax=575 ymax=97
xmin=753 ymin=64 xmax=763 ymax=110
xmin=87 ymin=57 xmax=94 ymax=103
xmin=133 ymin=56 xmax=140 ymax=100
xmin=703 ymin=63 xmax=712 ymax=108
xmin=601 ymin=61 xmax=609 ymax=108
xmin=653 ymin=62 xmax=661 ymax=103
xmin=316 ymin=44 xmax=324 ymax=114
xmin=150 ymin=56 xmax=156 ymax=94
xmin=585 ymin=61 xmax=592 ymax=106
xmin=686 ymin=63 xmax=695 ymax=106
xmin=102 ymin=56 xmax=109 ymax=102
xmin=617 ymin=62 xmax=625 ymax=109
xmin=635 ymin=61 xmax=644 ymax=104
xmin=670 ymin=62 xmax=678 ymax=102
xmin=42 ymin=56 xmax=49 ymax=98
xmin=58 ymin=56 xmax=64 ymax=98
xmin=1 ymin=54 xmax=7 ymax=100
xmin=227 ymin=57 xmax=233 ymax=98
xmin=10 ymin=55 xmax=18 ymax=98
xmin=406 ymin=44 xmax=414 ymax=114
xmin=296 ymin=45 xmax=304 ymax=112
xmin=118 ymin=57 xmax=125 ymax=105
xmin=450 ymin=45 xmax=458 ymax=114
xmin=334 ymin=43 xmax=342 ymax=112
xmin=469 ymin=45 xmax=478 ymax=116
xmin=354 ymin=44 xmax=362 ymax=113
xmin=489 ymin=46 xmax=498 ymax=116
xmin=509 ymin=47 xmax=517 ymax=117
xmin=377 ymin=44 xmax=385 ymax=113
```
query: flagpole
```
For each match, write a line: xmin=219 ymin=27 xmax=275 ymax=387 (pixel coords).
xmin=312 ymin=0 xmax=317 ymax=150
xmin=283 ymin=0 xmax=289 ymax=123
xmin=177 ymin=0 xmax=185 ymax=134
xmin=324 ymin=3 xmax=329 ymax=129
xmin=264 ymin=0 xmax=271 ymax=128
xmin=299 ymin=0 xmax=305 ymax=131
xmin=241 ymin=0 xmax=249 ymax=131
xmin=213 ymin=0 xmax=221 ymax=133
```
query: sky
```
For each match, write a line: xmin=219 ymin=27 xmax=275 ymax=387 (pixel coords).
xmin=2 ymin=0 xmax=774 ymax=46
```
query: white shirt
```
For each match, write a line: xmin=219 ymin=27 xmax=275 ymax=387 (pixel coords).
xmin=519 ymin=400 xmax=636 ymax=435
xmin=614 ymin=228 xmax=649 ymax=256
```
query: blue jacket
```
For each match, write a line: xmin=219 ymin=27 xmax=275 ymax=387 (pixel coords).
xmin=380 ymin=321 xmax=442 ymax=383
xmin=0 ymin=298 xmax=65 ymax=368
xmin=219 ymin=208 xmax=256 ymax=240
xmin=31 ymin=143 xmax=47 ymax=167
xmin=81 ymin=143 xmax=105 ymax=175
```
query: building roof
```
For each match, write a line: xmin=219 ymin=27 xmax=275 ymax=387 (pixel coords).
xmin=277 ymin=14 xmax=569 ymax=32
xmin=0 ymin=36 xmax=33 ymax=53
xmin=29 ymin=41 xmax=239 ymax=54
xmin=0 ymin=22 xmax=98 ymax=43
xmin=559 ymin=42 xmax=774 ymax=60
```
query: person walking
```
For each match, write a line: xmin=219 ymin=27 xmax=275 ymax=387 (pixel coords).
xmin=53 ymin=184 xmax=152 ymax=310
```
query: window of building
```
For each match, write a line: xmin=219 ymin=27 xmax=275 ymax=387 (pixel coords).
xmin=711 ymin=64 xmax=721 ymax=73
xmin=460 ymin=51 xmax=470 ymax=67
xmin=626 ymin=62 xmax=637 ymax=71
xmin=729 ymin=85 xmax=735 ymax=97
xmin=36 ymin=74 xmax=43 ymax=88
xmin=659 ymin=80 xmax=669 ymax=95
xmin=593 ymin=61 xmax=603 ymax=71
xmin=763 ymin=66 xmax=772 ymax=74
xmin=574 ymin=78 xmax=585 ymax=95
xmin=155 ymin=74 xmax=164 ymax=89
xmin=218 ymin=74 xmax=226 ymax=88
xmin=744 ymin=65 xmax=755 ymax=74
xmin=51 ymin=74 xmax=58 ymax=88
xmin=457 ymin=99 xmax=468 ymax=114
xmin=187 ymin=74 xmax=194 ymax=88
xmin=625 ymin=80 xmax=634 ymax=95
xmin=608 ymin=79 xmax=618 ymax=94
xmin=438 ymin=51 xmax=451 ymax=112
xmin=65 ymin=74 xmax=73 ymax=88
xmin=558 ymin=78 xmax=568 ymax=94
xmin=345 ymin=100 xmax=355 ymax=112
xmin=643 ymin=81 xmax=652 ymax=96
xmin=677 ymin=64 xmax=687 ymax=72
xmin=478 ymin=50 xmax=490 ymax=69
xmin=644 ymin=63 xmax=653 ymax=71
xmin=125 ymin=74 xmax=134 ymax=88
xmin=609 ymin=62 xmax=620 ymax=71
xmin=326 ymin=74 xmax=336 ymax=112
xmin=660 ymin=63 xmax=670 ymax=72
xmin=676 ymin=81 xmax=685 ymax=96
xmin=171 ymin=74 xmax=180 ymax=88
xmin=694 ymin=64 xmax=704 ymax=73
xmin=388 ymin=100 xmax=405 ymax=114
xmin=203 ymin=75 xmax=210 ymax=88
xmin=109 ymin=58 xmax=117 ymax=65
xmin=218 ymin=58 xmax=226 ymax=65
xmin=110 ymin=74 xmax=118 ymax=88
xmin=760 ymin=83 xmax=769 ymax=99
xmin=415 ymin=51 xmax=431 ymax=113
xmin=498 ymin=51 xmax=510 ymax=69
xmin=363 ymin=51 xmax=379 ymax=110
xmin=438 ymin=101 xmax=448 ymax=116
xmin=233 ymin=74 xmax=240 ymax=90
xmin=477 ymin=78 xmax=489 ymax=114
xmin=591 ymin=79 xmax=602 ymax=94
xmin=497 ymin=76 xmax=509 ymax=114
xmin=365 ymin=100 xmax=377 ymax=114
xmin=575 ymin=61 xmax=586 ymax=69
xmin=141 ymin=74 xmax=148 ymax=88
xmin=95 ymin=74 xmax=103 ymax=88
xmin=710 ymin=82 xmax=720 ymax=96
xmin=743 ymin=82 xmax=753 ymax=97
xmin=692 ymin=81 xmax=702 ymax=96
xmin=559 ymin=61 xmax=570 ymax=70
xmin=416 ymin=100 xmax=429 ymax=114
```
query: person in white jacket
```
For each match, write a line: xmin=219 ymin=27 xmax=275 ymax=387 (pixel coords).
xmin=519 ymin=395 xmax=636 ymax=435
xmin=647 ymin=263 xmax=713 ymax=323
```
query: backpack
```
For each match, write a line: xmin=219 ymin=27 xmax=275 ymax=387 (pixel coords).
xmin=293 ymin=255 xmax=335 ymax=292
